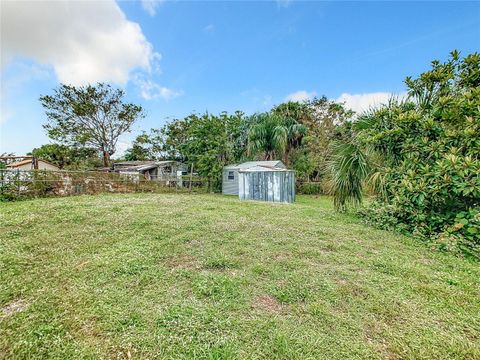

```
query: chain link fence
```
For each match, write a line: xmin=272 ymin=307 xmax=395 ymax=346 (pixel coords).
xmin=0 ymin=169 xmax=206 ymax=201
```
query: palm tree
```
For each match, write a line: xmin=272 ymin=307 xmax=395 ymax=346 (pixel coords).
xmin=247 ymin=110 xmax=307 ymax=165
xmin=327 ymin=99 xmax=407 ymax=211
xmin=247 ymin=113 xmax=285 ymax=161
xmin=327 ymin=141 xmax=372 ymax=211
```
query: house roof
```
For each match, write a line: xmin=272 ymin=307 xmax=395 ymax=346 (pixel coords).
xmin=224 ymin=160 xmax=286 ymax=170
xmin=118 ymin=164 xmax=159 ymax=172
xmin=6 ymin=159 xmax=33 ymax=168
xmin=113 ymin=160 xmax=182 ymax=172
xmin=6 ymin=158 xmax=58 ymax=169
xmin=114 ymin=160 xmax=177 ymax=166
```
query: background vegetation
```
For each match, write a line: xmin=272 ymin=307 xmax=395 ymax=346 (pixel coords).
xmin=4 ymin=51 xmax=477 ymax=257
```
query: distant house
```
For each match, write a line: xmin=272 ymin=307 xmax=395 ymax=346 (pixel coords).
xmin=222 ymin=160 xmax=286 ymax=195
xmin=113 ymin=161 xmax=188 ymax=182
xmin=6 ymin=158 xmax=60 ymax=171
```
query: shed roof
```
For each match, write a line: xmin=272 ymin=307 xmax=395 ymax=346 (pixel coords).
xmin=224 ymin=160 xmax=285 ymax=170
xmin=238 ymin=165 xmax=294 ymax=173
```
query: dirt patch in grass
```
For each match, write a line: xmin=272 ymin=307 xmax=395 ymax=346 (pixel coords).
xmin=272 ymin=252 xmax=291 ymax=261
xmin=76 ymin=260 xmax=90 ymax=269
xmin=252 ymin=295 xmax=288 ymax=314
xmin=164 ymin=254 xmax=199 ymax=270
xmin=364 ymin=323 xmax=400 ymax=360
xmin=1 ymin=299 xmax=28 ymax=320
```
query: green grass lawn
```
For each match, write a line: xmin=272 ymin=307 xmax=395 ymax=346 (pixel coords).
xmin=1 ymin=193 xmax=479 ymax=359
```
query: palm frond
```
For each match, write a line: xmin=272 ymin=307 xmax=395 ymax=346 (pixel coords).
xmin=328 ymin=141 xmax=370 ymax=211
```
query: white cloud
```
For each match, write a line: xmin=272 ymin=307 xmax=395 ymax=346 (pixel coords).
xmin=336 ymin=92 xmax=407 ymax=114
xmin=1 ymin=0 xmax=157 ymax=86
xmin=284 ymin=90 xmax=316 ymax=103
xmin=203 ymin=24 xmax=215 ymax=33
xmin=141 ymin=0 xmax=164 ymax=17
xmin=134 ymin=75 xmax=182 ymax=101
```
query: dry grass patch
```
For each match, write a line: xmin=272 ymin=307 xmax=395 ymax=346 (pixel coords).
xmin=252 ymin=295 xmax=288 ymax=314
xmin=1 ymin=299 xmax=29 ymax=320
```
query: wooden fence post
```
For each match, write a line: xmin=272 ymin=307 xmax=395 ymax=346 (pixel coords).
xmin=189 ymin=163 xmax=194 ymax=192
xmin=16 ymin=170 xmax=20 ymax=196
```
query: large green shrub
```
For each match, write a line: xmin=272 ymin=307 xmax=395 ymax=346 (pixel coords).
xmin=334 ymin=52 xmax=480 ymax=257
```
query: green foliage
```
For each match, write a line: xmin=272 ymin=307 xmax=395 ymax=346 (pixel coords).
xmin=329 ymin=142 xmax=370 ymax=211
xmin=40 ymin=83 xmax=145 ymax=166
xmin=248 ymin=102 xmax=308 ymax=165
xmin=160 ymin=112 xmax=244 ymax=191
xmin=436 ymin=208 xmax=480 ymax=257
xmin=297 ymin=182 xmax=328 ymax=195
xmin=123 ymin=131 xmax=164 ymax=161
xmin=132 ymin=98 xmax=349 ymax=191
xmin=29 ymin=144 xmax=100 ymax=169
xmin=300 ymin=97 xmax=354 ymax=180
xmin=247 ymin=113 xmax=289 ymax=161
xmin=333 ymin=51 xmax=480 ymax=256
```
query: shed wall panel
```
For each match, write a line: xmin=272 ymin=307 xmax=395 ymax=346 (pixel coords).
xmin=222 ymin=169 xmax=239 ymax=195
xmin=238 ymin=171 xmax=295 ymax=203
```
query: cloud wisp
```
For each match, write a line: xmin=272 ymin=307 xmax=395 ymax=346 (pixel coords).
xmin=141 ymin=0 xmax=164 ymax=17
xmin=203 ymin=24 xmax=215 ymax=33
xmin=336 ymin=92 xmax=407 ymax=114
xmin=133 ymin=75 xmax=183 ymax=101
xmin=284 ymin=90 xmax=317 ymax=102
xmin=282 ymin=90 xmax=407 ymax=115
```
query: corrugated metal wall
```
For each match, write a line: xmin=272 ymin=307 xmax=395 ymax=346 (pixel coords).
xmin=222 ymin=169 xmax=239 ymax=195
xmin=238 ymin=171 xmax=295 ymax=203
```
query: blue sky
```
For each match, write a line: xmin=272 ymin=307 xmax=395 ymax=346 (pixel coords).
xmin=1 ymin=0 xmax=479 ymax=156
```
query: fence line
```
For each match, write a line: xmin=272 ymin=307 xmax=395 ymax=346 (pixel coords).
xmin=0 ymin=169 xmax=206 ymax=200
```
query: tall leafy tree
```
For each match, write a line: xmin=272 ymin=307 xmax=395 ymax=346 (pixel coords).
xmin=247 ymin=113 xmax=285 ymax=161
xmin=40 ymin=83 xmax=145 ymax=167
xmin=157 ymin=111 xmax=244 ymax=190
xmin=29 ymin=144 xmax=100 ymax=169
xmin=123 ymin=130 xmax=164 ymax=161
xmin=271 ymin=102 xmax=309 ymax=165
xmin=286 ymin=97 xmax=353 ymax=180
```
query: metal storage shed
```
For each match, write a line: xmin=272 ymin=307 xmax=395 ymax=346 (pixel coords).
xmin=222 ymin=161 xmax=286 ymax=195
xmin=238 ymin=166 xmax=295 ymax=203
xmin=222 ymin=161 xmax=295 ymax=203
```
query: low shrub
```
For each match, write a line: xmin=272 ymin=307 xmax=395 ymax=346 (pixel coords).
xmin=297 ymin=181 xmax=328 ymax=195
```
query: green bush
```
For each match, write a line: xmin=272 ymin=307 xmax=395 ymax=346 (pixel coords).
xmin=336 ymin=51 xmax=480 ymax=257
xmin=434 ymin=208 xmax=480 ymax=258
xmin=297 ymin=182 xmax=327 ymax=195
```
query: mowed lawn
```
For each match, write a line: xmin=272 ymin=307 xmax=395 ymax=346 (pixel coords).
xmin=1 ymin=194 xmax=479 ymax=359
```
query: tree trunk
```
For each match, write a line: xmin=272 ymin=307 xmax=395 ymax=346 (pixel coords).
xmin=102 ymin=150 xmax=111 ymax=168
xmin=284 ymin=148 xmax=290 ymax=167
